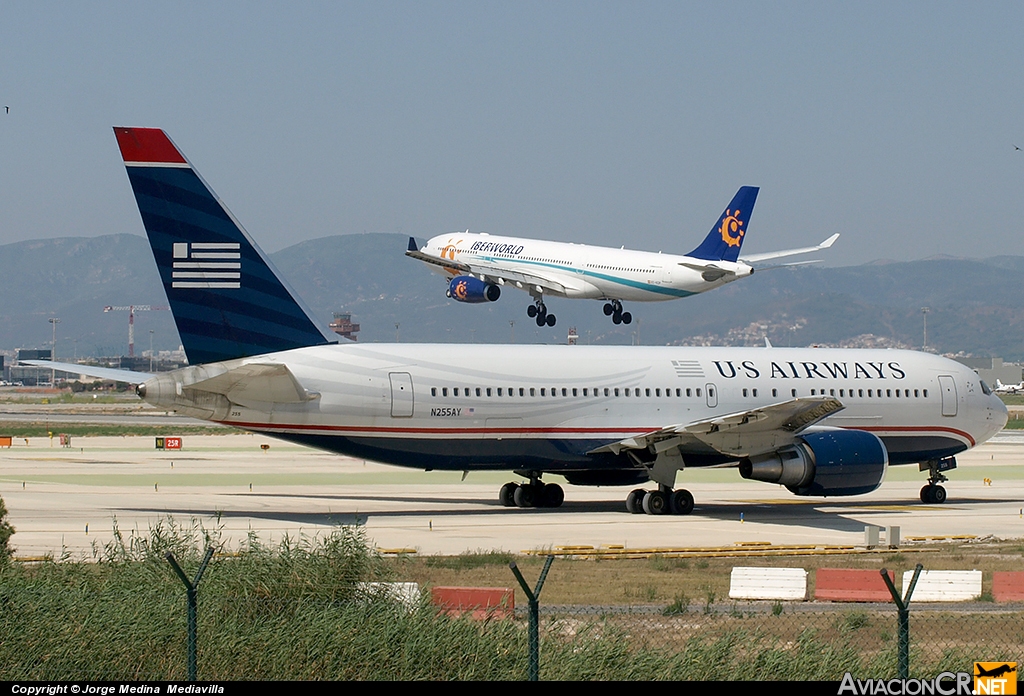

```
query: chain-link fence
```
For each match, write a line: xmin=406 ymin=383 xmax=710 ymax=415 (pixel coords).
xmin=0 ymin=528 xmax=1021 ymax=681
xmin=527 ymin=601 xmax=1024 ymax=680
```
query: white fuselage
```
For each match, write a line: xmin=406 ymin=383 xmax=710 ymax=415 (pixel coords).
xmin=421 ymin=232 xmax=752 ymax=301
xmin=142 ymin=344 xmax=1006 ymax=480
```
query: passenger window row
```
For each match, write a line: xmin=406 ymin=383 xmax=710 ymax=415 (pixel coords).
xmin=429 ymin=386 xmax=930 ymax=399
xmin=430 ymin=386 xmax=704 ymax=398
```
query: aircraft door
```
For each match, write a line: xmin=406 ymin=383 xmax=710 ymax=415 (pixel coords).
xmin=389 ymin=372 xmax=414 ymax=417
xmin=937 ymin=375 xmax=957 ymax=417
xmin=705 ymin=383 xmax=718 ymax=408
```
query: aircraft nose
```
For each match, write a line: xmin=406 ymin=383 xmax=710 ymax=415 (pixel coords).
xmin=992 ymin=394 xmax=1009 ymax=430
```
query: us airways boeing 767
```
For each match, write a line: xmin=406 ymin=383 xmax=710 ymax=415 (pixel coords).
xmin=37 ymin=127 xmax=1005 ymax=516
xmin=406 ymin=187 xmax=838 ymax=327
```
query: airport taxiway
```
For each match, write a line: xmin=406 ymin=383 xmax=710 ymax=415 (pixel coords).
xmin=1 ymin=432 xmax=1023 ymax=558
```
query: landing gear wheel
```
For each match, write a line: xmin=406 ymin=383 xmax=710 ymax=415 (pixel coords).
xmin=670 ymin=489 xmax=694 ymax=515
xmin=527 ymin=305 xmax=538 ymax=318
xmin=625 ymin=488 xmax=646 ymax=514
xmin=920 ymin=485 xmax=933 ymax=503
xmin=513 ymin=484 xmax=537 ymax=508
xmin=604 ymin=303 xmax=615 ymax=316
xmin=536 ymin=315 xmax=546 ymax=327
xmin=612 ymin=312 xmax=622 ymax=325
xmin=546 ymin=314 xmax=556 ymax=327
xmin=621 ymin=312 xmax=632 ymax=325
xmin=931 ymin=485 xmax=947 ymax=504
xmin=540 ymin=483 xmax=564 ymax=508
xmin=642 ymin=490 xmax=668 ymax=515
xmin=499 ymin=482 xmax=519 ymax=507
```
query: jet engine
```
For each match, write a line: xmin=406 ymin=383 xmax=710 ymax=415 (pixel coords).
xmin=447 ymin=276 xmax=501 ymax=303
xmin=738 ymin=429 xmax=888 ymax=497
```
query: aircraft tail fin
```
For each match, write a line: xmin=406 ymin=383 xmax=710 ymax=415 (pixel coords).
xmin=113 ymin=127 xmax=333 ymax=365
xmin=686 ymin=186 xmax=759 ymax=262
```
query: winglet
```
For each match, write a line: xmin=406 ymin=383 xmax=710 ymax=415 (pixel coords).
xmin=818 ymin=233 xmax=840 ymax=249
xmin=114 ymin=127 xmax=187 ymax=165
xmin=407 ymin=236 xmax=418 ymax=252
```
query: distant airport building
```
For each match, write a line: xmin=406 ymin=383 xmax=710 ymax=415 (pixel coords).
xmin=16 ymin=348 xmax=51 ymax=362
xmin=11 ymin=348 xmax=73 ymax=386
xmin=954 ymin=357 xmax=1022 ymax=386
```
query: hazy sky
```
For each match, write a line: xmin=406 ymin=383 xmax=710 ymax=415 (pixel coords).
xmin=1 ymin=2 xmax=1022 ymax=265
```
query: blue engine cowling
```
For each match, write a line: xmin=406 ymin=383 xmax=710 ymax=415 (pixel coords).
xmin=447 ymin=275 xmax=501 ymax=303
xmin=738 ymin=429 xmax=888 ymax=497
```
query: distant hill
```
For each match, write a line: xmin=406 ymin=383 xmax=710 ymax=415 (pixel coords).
xmin=1 ymin=233 xmax=1022 ymax=360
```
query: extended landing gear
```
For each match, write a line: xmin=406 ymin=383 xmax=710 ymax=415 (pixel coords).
xmin=919 ymin=456 xmax=956 ymax=504
xmin=527 ymin=300 xmax=556 ymax=327
xmin=602 ymin=300 xmax=632 ymax=325
xmin=626 ymin=485 xmax=694 ymax=515
xmin=499 ymin=478 xmax=564 ymax=508
xmin=920 ymin=484 xmax=947 ymax=504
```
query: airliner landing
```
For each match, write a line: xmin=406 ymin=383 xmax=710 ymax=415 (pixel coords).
xmin=407 ymin=188 xmax=838 ymax=327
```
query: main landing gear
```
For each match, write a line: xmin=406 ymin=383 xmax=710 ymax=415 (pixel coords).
xmin=919 ymin=456 xmax=956 ymax=504
xmin=499 ymin=476 xmax=564 ymax=508
xmin=625 ymin=485 xmax=694 ymax=515
xmin=527 ymin=299 xmax=556 ymax=327
xmin=602 ymin=300 xmax=632 ymax=325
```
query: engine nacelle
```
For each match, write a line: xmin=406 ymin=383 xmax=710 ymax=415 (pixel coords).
xmin=739 ymin=429 xmax=888 ymax=497
xmin=447 ymin=275 xmax=500 ymax=303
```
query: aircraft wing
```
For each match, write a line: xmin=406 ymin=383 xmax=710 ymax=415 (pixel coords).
xmin=405 ymin=245 xmax=472 ymax=274
xmin=464 ymin=262 xmax=570 ymax=295
xmin=21 ymin=360 xmax=154 ymax=383
xmin=405 ymin=237 xmax=569 ymax=294
xmin=590 ymin=396 xmax=845 ymax=458
xmin=740 ymin=233 xmax=840 ymax=265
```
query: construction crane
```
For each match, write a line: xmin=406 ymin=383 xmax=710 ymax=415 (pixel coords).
xmin=103 ymin=305 xmax=170 ymax=357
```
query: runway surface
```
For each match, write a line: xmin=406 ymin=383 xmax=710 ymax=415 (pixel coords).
xmin=1 ymin=432 xmax=1023 ymax=558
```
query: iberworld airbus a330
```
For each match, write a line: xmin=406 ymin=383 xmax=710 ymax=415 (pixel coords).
xmin=406 ymin=188 xmax=838 ymax=327
xmin=34 ymin=127 xmax=1006 ymax=517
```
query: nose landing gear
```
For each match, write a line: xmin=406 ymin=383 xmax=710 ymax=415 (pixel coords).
xmin=919 ymin=457 xmax=956 ymax=503
xmin=527 ymin=300 xmax=556 ymax=327
xmin=602 ymin=300 xmax=632 ymax=325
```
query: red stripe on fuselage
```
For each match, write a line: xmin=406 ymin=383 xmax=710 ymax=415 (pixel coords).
xmin=852 ymin=425 xmax=975 ymax=447
xmin=218 ymin=420 xmax=976 ymax=445
xmin=219 ymin=421 xmax=648 ymax=435
xmin=114 ymin=127 xmax=187 ymax=164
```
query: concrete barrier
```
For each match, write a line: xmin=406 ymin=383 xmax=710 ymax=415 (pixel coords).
xmin=815 ymin=568 xmax=895 ymax=602
xmin=992 ymin=571 xmax=1024 ymax=603
xmin=729 ymin=567 xmax=807 ymax=600
xmin=901 ymin=570 xmax=982 ymax=602
xmin=431 ymin=586 xmax=515 ymax=619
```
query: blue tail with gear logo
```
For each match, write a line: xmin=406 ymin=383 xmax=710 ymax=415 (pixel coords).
xmin=686 ymin=186 xmax=759 ymax=262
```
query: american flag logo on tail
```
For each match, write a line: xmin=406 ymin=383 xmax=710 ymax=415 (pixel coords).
xmin=172 ymin=242 xmax=241 ymax=288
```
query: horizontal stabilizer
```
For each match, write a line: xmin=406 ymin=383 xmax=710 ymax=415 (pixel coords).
xmin=21 ymin=360 xmax=154 ymax=383
xmin=186 ymin=361 xmax=316 ymax=405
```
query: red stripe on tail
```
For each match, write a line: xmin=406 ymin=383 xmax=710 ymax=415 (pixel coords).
xmin=113 ymin=127 xmax=187 ymax=164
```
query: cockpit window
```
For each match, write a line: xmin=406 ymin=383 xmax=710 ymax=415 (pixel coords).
xmin=980 ymin=380 xmax=993 ymax=396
